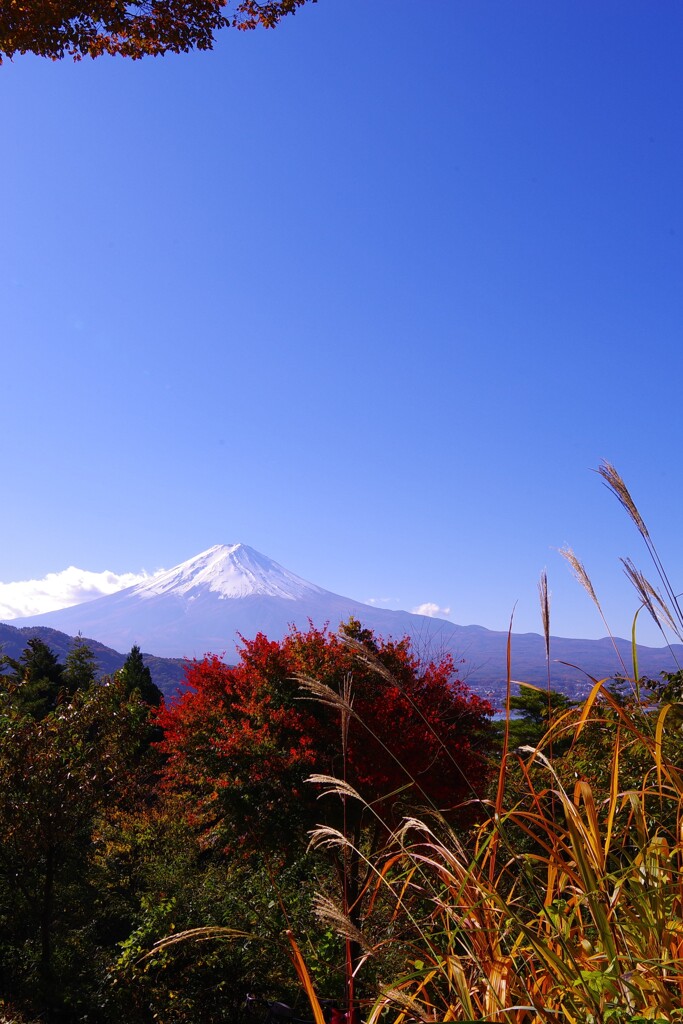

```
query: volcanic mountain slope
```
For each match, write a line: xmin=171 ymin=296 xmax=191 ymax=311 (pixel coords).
xmin=7 ymin=544 xmax=460 ymax=661
xmin=7 ymin=544 xmax=683 ymax=699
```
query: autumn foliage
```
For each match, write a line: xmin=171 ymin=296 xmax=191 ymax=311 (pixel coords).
xmin=158 ymin=622 xmax=494 ymax=851
xmin=0 ymin=624 xmax=493 ymax=1021
xmin=0 ymin=0 xmax=315 ymax=63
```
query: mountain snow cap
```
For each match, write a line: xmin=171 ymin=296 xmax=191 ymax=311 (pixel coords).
xmin=130 ymin=543 xmax=325 ymax=601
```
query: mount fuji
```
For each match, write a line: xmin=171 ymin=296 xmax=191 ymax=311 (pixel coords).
xmin=6 ymin=544 xmax=682 ymax=698
xmin=7 ymin=544 xmax=460 ymax=662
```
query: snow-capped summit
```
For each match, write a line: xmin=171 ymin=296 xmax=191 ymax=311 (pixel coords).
xmin=9 ymin=542 xmax=454 ymax=660
xmin=5 ymin=544 xmax=682 ymax=695
xmin=131 ymin=544 xmax=325 ymax=602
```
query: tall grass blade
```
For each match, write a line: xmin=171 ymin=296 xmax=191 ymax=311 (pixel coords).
xmin=286 ymin=931 xmax=328 ymax=1024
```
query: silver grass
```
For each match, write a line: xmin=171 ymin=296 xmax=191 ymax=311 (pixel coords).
xmin=295 ymin=674 xmax=355 ymax=714
xmin=307 ymin=824 xmax=356 ymax=852
xmin=312 ymin=894 xmax=371 ymax=951
xmin=559 ymin=547 xmax=602 ymax=611
xmin=538 ymin=569 xmax=551 ymax=662
xmin=621 ymin=557 xmax=679 ymax=637
xmin=340 ymin=672 xmax=353 ymax=755
xmin=307 ymin=774 xmax=365 ymax=804
xmin=598 ymin=461 xmax=683 ymax=634
xmin=337 ymin=634 xmax=395 ymax=685
xmin=376 ymin=987 xmax=433 ymax=1022
xmin=145 ymin=926 xmax=253 ymax=958
xmin=598 ymin=460 xmax=650 ymax=540
xmin=560 ymin=546 xmax=630 ymax=677
xmin=514 ymin=746 xmax=552 ymax=770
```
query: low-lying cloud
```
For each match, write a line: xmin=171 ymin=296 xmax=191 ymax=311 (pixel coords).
xmin=412 ymin=602 xmax=451 ymax=618
xmin=365 ymin=596 xmax=400 ymax=608
xmin=0 ymin=566 xmax=155 ymax=620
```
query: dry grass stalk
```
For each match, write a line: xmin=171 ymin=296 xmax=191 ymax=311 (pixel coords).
xmin=598 ymin=460 xmax=650 ymax=539
xmin=621 ymin=557 xmax=679 ymax=637
xmin=599 ymin=461 xmax=683 ymax=637
xmin=538 ymin=570 xmax=550 ymax=663
xmin=312 ymin=894 xmax=371 ymax=952
xmin=559 ymin=547 xmax=601 ymax=611
xmin=295 ymin=673 xmax=356 ymax=714
xmin=307 ymin=774 xmax=364 ymax=804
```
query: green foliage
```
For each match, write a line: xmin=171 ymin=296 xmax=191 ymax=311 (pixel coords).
xmin=647 ymin=667 xmax=683 ymax=702
xmin=0 ymin=674 xmax=153 ymax=1020
xmin=507 ymin=685 xmax=575 ymax=749
xmin=1 ymin=637 xmax=65 ymax=719
xmin=119 ymin=644 xmax=163 ymax=707
xmin=109 ymin=806 xmax=336 ymax=1023
xmin=63 ymin=633 xmax=98 ymax=694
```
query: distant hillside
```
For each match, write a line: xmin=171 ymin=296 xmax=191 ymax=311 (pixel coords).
xmin=0 ymin=623 xmax=188 ymax=699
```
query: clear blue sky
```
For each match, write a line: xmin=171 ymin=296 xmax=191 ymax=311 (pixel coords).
xmin=2 ymin=0 xmax=682 ymax=645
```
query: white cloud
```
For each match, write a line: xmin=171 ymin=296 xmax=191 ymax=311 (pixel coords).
xmin=365 ymin=596 xmax=399 ymax=607
xmin=0 ymin=566 xmax=156 ymax=620
xmin=412 ymin=602 xmax=452 ymax=619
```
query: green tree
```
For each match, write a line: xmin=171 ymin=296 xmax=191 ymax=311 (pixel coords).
xmin=506 ymin=686 xmax=575 ymax=751
xmin=109 ymin=807 xmax=319 ymax=1024
xmin=62 ymin=633 xmax=98 ymax=695
xmin=0 ymin=637 xmax=65 ymax=720
xmin=0 ymin=677 xmax=151 ymax=1021
xmin=119 ymin=644 xmax=163 ymax=708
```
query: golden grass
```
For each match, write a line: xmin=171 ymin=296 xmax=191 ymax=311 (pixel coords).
xmin=344 ymin=690 xmax=683 ymax=1023
xmin=302 ymin=465 xmax=683 ymax=1023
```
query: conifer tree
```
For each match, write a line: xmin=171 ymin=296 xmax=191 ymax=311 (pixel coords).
xmin=1 ymin=637 xmax=65 ymax=720
xmin=63 ymin=633 xmax=98 ymax=695
xmin=119 ymin=645 xmax=162 ymax=707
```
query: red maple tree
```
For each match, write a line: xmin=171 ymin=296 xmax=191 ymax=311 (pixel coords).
xmin=158 ymin=620 xmax=493 ymax=849
xmin=158 ymin=620 xmax=493 ymax=1010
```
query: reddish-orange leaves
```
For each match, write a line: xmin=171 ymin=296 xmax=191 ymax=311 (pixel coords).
xmin=0 ymin=0 xmax=316 ymax=62
xmin=158 ymin=622 xmax=493 ymax=852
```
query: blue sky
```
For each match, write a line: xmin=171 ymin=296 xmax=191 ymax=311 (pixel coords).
xmin=2 ymin=0 xmax=682 ymax=646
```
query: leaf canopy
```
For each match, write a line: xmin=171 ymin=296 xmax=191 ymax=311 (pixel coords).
xmin=0 ymin=0 xmax=315 ymax=62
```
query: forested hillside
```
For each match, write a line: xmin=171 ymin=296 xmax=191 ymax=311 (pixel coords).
xmin=0 ymin=623 xmax=187 ymax=698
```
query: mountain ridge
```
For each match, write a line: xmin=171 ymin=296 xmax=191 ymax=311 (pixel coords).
xmin=5 ymin=544 xmax=683 ymax=701
xmin=0 ymin=622 xmax=187 ymax=698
